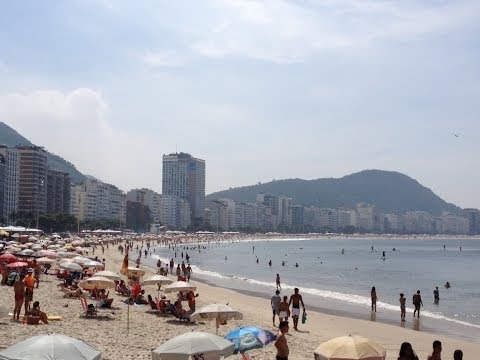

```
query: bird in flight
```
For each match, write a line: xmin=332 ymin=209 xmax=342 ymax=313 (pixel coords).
xmin=452 ymin=133 xmax=461 ymax=138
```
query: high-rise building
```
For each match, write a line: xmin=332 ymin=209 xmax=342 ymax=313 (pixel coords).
xmin=46 ymin=169 xmax=71 ymax=214
xmin=464 ymin=208 xmax=480 ymax=235
xmin=0 ymin=153 xmax=5 ymax=222
xmin=162 ymin=153 xmax=205 ymax=222
xmin=17 ymin=146 xmax=48 ymax=217
xmin=126 ymin=188 xmax=161 ymax=224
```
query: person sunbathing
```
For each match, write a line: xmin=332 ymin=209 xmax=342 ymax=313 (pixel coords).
xmin=28 ymin=301 xmax=48 ymax=324
xmin=174 ymin=299 xmax=187 ymax=316
xmin=98 ymin=289 xmax=113 ymax=308
xmin=147 ymin=294 xmax=157 ymax=310
xmin=116 ymin=280 xmax=129 ymax=295
xmin=135 ymin=290 xmax=148 ymax=305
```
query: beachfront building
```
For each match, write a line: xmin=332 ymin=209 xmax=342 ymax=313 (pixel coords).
xmin=46 ymin=169 xmax=71 ymax=214
xmin=356 ymin=203 xmax=375 ymax=232
xmin=435 ymin=214 xmax=469 ymax=235
xmin=0 ymin=146 xmax=20 ymax=222
xmin=71 ymin=179 xmax=126 ymax=225
xmin=156 ymin=194 xmax=191 ymax=230
xmin=383 ymin=213 xmax=403 ymax=233
xmin=162 ymin=152 xmax=206 ymax=223
xmin=404 ymin=211 xmax=435 ymax=234
xmin=0 ymin=153 xmax=4 ymax=222
xmin=205 ymin=199 xmax=229 ymax=231
xmin=126 ymin=188 xmax=161 ymax=224
xmin=464 ymin=208 xmax=480 ymax=235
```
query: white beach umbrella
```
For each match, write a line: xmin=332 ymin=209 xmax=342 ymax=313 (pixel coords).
xmin=314 ymin=335 xmax=386 ymax=360
xmin=73 ymin=256 xmax=91 ymax=264
xmin=57 ymin=251 xmax=75 ymax=258
xmin=60 ymin=262 xmax=83 ymax=272
xmin=79 ymin=276 xmax=115 ymax=290
xmin=6 ymin=247 xmax=21 ymax=254
xmin=23 ymin=242 xmax=34 ymax=248
xmin=0 ymin=333 xmax=101 ymax=360
xmin=164 ymin=281 xmax=196 ymax=293
xmin=38 ymin=250 xmax=60 ymax=258
xmin=126 ymin=267 xmax=146 ymax=277
xmin=190 ymin=304 xmax=243 ymax=334
xmin=83 ymin=261 xmax=104 ymax=269
xmin=28 ymin=236 xmax=38 ymax=241
xmin=16 ymin=249 xmax=34 ymax=256
xmin=31 ymin=244 xmax=43 ymax=251
xmin=94 ymin=270 xmax=121 ymax=281
xmin=152 ymin=331 xmax=234 ymax=360
xmin=142 ymin=275 xmax=173 ymax=286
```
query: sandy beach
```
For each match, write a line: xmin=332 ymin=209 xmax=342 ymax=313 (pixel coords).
xmin=1 ymin=239 xmax=479 ymax=360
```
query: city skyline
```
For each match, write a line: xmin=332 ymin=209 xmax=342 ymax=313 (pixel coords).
xmin=0 ymin=1 xmax=479 ymax=208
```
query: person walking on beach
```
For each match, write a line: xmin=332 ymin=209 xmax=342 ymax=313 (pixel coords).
xmin=13 ymin=273 xmax=25 ymax=321
xmin=399 ymin=293 xmax=406 ymax=322
xmin=271 ymin=290 xmax=281 ymax=326
xmin=278 ymin=296 xmax=290 ymax=322
xmin=276 ymin=274 xmax=281 ymax=291
xmin=413 ymin=290 xmax=423 ymax=318
xmin=289 ymin=288 xmax=305 ymax=331
xmin=427 ymin=340 xmax=442 ymax=360
xmin=274 ymin=321 xmax=289 ymax=360
xmin=371 ymin=286 xmax=377 ymax=312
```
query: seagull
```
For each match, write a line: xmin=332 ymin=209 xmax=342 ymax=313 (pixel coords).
xmin=452 ymin=133 xmax=461 ymax=138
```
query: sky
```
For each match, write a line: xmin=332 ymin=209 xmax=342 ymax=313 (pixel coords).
xmin=0 ymin=0 xmax=479 ymax=208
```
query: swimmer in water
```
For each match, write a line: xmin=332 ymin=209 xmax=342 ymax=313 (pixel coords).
xmin=269 ymin=260 xmax=272 ymax=266
xmin=295 ymin=263 xmax=299 ymax=268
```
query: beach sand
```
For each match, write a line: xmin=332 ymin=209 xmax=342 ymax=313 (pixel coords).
xmin=1 ymin=243 xmax=479 ymax=360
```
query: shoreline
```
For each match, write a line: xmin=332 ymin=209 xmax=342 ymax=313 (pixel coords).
xmin=1 ymin=238 xmax=479 ymax=359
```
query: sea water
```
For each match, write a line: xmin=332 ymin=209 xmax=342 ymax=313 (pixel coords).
xmin=147 ymin=238 xmax=480 ymax=343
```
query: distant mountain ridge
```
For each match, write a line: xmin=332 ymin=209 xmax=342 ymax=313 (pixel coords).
xmin=0 ymin=121 xmax=87 ymax=184
xmin=207 ymin=170 xmax=461 ymax=215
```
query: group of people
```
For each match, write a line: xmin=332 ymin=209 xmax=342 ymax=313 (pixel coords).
xmin=12 ymin=267 xmax=48 ymax=324
xmin=270 ymin=287 xmax=306 ymax=331
xmin=370 ymin=286 xmax=451 ymax=321
xmin=398 ymin=340 xmax=463 ymax=360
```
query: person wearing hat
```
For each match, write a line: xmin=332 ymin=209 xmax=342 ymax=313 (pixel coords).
xmin=24 ymin=268 xmax=36 ymax=314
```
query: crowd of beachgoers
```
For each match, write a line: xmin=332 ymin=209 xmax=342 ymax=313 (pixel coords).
xmin=0 ymin=231 xmax=476 ymax=359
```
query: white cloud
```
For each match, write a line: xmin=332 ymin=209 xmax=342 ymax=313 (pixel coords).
xmin=189 ymin=0 xmax=480 ymax=63
xmin=0 ymin=88 xmax=161 ymax=192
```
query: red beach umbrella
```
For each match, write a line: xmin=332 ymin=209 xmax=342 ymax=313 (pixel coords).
xmin=0 ymin=253 xmax=17 ymax=263
xmin=6 ymin=261 xmax=29 ymax=268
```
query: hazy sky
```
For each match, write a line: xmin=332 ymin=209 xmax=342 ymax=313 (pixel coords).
xmin=0 ymin=1 xmax=479 ymax=208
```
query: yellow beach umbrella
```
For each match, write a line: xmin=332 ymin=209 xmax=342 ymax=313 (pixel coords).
xmin=314 ymin=335 xmax=386 ymax=360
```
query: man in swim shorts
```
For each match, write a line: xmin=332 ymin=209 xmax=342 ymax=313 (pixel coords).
xmin=413 ymin=290 xmax=423 ymax=318
xmin=271 ymin=290 xmax=281 ymax=326
xmin=13 ymin=273 xmax=25 ymax=321
xmin=289 ymin=288 xmax=305 ymax=331
xmin=278 ymin=296 xmax=290 ymax=322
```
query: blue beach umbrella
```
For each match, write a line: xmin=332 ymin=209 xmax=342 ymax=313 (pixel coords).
xmin=225 ymin=326 xmax=276 ymax=354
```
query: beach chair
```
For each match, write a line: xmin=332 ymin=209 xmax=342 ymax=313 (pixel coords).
xmin=80 ymin=296 xmax=98 ymax=317
xmin=168 ymin=303 xmax=190 ymax=322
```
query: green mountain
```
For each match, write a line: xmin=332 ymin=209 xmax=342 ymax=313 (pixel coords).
xmin=0 ymin=121 xmax=86 ymax=184
xmin=207 ymin=170 xmax=460 ymax=215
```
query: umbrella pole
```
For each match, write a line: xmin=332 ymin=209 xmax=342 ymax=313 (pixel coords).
xmin=127 ymin=299 xmax=130 ymax=333
xmin=216 ymin=318 xmax=219 ymax=335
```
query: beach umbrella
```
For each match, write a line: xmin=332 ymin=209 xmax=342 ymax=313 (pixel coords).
xmin=94 ymin=270 xmax=121 ymax=281
xmin=314 ymin=335 xmax=386 ymax=360
xmin=6 ymin=261 xmax=29 ymax=269
xmin=73 ymin=256 xmax=91 ymax=264
xmin=0 ymin=333 xmax=101 ymax=360
xmin=28 ymin=235 xmax=38 ymax=241
xmin=83 ymin=261 xmax=104 ymax=269
xmin=142 ymin=275 xmax=173 ymax=286
xmin=17 ymin=249 xmax=35 ymax=256
xmin=164 ymin=281 xmax=196 ymax=293
xmin=152 ymin=331 xmax=234 ymax=360
xmin=191 ymin=304 xmax=243 ymax=335
xmin=126 ymin=267 xmax=146 ymax=277
xmin=0 ymin=253 xmax=17 ymax=263
xmin=39 ymin=250 xmax=60 ymax=258
xmin=60 ymin=262 xmax=83 ymax=272
xmin=6 ymin=247 xmax=21 ymax=254
xmin=225 ymin=326 xmax=276 ymax=354
xmin=0 ymin=230 xmax=9 ymax=236
xmin=23 ymin=242 xmax=34 ymax=248
xmin=31 ymin=244 xmax=43 ymax=251
xmin=11 ymin=233 xmax=20 ymax=238
xmin=57 ymin=251 xmax=75 ymax=258
xmin=36 ymin=257 xmax=57 ymax=265
xmin=79 ymin=276 xmax=115 ymax=290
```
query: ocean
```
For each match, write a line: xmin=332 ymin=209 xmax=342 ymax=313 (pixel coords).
xmin=146 ymin=237 xmax=480 ymax=343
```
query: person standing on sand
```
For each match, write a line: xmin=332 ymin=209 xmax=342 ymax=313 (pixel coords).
xmin=371 ymin=286 xmax=377 ymax=312
xmin=427 ymin=340 xmax=442 ymax=360
xmin=289 ymin=288 xmax=305 ymax=331
xmin=24 ymin=269 xmax=36 ymax=314
xmin=276 ymin=274 xmax=281 ymax=290
xmin=413 ymin=290 xmax=423 ymax=318
xmin=278 ymin=296 xmax=290 ymax=322
xmin=13 ymin=273 xmax=25 ymax=321
xmin=399 ymin=293 xmax=406 ymax=322
xmin=271 ymin=290 xmax=281 ymax=326
xmin=274 ymin=321 xmax=289 ymax=360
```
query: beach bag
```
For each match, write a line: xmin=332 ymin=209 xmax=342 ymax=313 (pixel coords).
xmin=302 ymin=311 xmax=307 ymax=324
